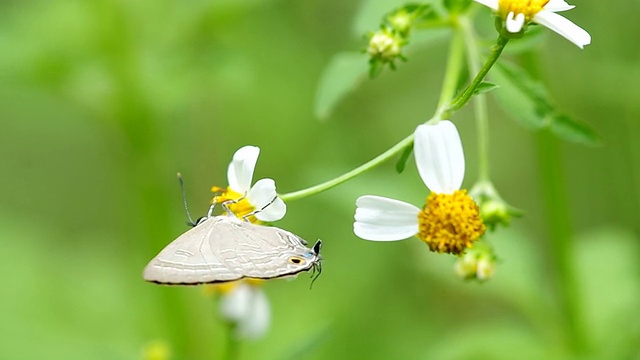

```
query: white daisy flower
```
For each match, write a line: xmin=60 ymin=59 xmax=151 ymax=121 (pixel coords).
xmin=212 ymin=145 xmax=286 ymax=222
xmin=354 ymin=121 xmax=485 ymax=255
xmin=218 ymin=280 xmax=270 ymax=340
xmin=474 ymin=0 xmax=591 ymax=49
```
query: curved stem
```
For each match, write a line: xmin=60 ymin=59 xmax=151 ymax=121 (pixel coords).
xmin=280 ymin=28 xmax=466 ymax=202
xmin=448 ymin=35 xmax=509 ymax=112
xmin=280 ymin=133 xmax=414 ymax=202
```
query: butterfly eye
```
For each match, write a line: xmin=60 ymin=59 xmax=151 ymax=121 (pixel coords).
xmin=288 ymin=257 xmax=304 ymax=265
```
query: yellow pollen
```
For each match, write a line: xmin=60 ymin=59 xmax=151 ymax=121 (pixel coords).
xmin=204 ymin=279 xmax=264 ymax=297
xmin=211 ymin=186 xmax=257 ymax=222
xmin=417 ymin=190 xmax=486 ymax=255
xmin=498 ymin=0 xmax=548 ymax=20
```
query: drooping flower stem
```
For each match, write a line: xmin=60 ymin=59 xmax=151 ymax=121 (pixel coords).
xmin=281 ymin=28 xmax=466 ymax=202
xmin=279 ymin=133 xmax=414 ymax=202
xmin=448 ymin=35 xmax=509 ymax=112
xmin=458 ymin=15 xmax=490 ymax=181
xmin=537 ymin=129 xmax=589 ymax=355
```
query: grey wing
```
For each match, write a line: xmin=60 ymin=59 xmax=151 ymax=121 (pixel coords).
xmin=212 ymin=221 xmax=316 ymax=279
xmin=143 ymin=217 xmax=242 ymax=284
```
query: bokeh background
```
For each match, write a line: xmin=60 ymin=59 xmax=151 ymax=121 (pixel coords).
xmin=1 ymin=0 xmax=639 ymax=359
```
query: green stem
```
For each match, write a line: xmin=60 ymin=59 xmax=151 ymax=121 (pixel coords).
xmin=280 ymin=28 xmax=466 ymax=202
xmin=223 ymin=322 xmax=240 ymax=360
xmin=448 ymin=35 xmax=508 ymax=113
xmin=458 ymin=15 xmax=490 ymax=181
xmin=536 ymin=131 xmax=588 ymax=355
xmin=280 ymin=133 xmax=414 ymax=202
xmin=435 ymin=28 xmax=466 ymax=118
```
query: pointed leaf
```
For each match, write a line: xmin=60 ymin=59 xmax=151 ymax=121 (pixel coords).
xmin=491 ymin=61 xmax=601 ymax=145
xmin=395 ymin=143 xmax=414 ymax=173
xmin=314 ymin=52 xmax=368 ymax=121
xmin=550 ymin=114 xmax=602 ymax=146
xmin=473 ymin=81 xmax=499 ymax=95
xmin=490 ymin=62 xmax=550 ymax=129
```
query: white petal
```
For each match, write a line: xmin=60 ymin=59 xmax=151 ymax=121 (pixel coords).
xmin=247 ymin=178 xmax=286 ymax=221
xmin=544 ymin=0 xmax=574 ymax=12
xmin=219 ymin=282 xmax=252 ymax=322
xmin=534 ymin=10 xmax=591 ymax=49
xmin=353 ymin=195 xmax=420 ymax=241
xmin=473 ymin=0 xmax=499 ymax=11
xmin=227 ymin=146 xmax=260 ymax=193
xmin=505 ymin=12 xmax=525 ymax=33
xmin=236 ymin=287 xmax=270 ymax=340
xmin=414 ymin=121 xmax=465 ymax=194
xmin=255 ymin=196 xmax=286 ymax=222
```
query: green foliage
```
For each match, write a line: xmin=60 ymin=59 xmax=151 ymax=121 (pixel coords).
xmin=395 ymin=143 xmax=414 ymax=173
xmin=491 ymin=61 xmax=601 ymax=146
xmin=314 ymin=52 xmax=369 ymax=121
xmin=473 ymin=81 xmax=499 ymax=95
xmin=0 ymin=1 xmax=637 ymax=360
xmin=444 ymin=0 xmax=473 ymax=14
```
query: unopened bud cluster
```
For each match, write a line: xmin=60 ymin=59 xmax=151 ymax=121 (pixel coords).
xmin=470 ymin=181 xmax=521 ymax=231
xmin=366 ymin=5 xmax=430 ymax=77
xmin=455 ymin=243 xmax=497 ymax=281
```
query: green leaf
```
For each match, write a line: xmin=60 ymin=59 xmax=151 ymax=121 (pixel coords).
xmin=314 ymin=52 xmax=369 ymax=121
xmin=491 ymin=61 xmax=601 ymax=145
xmin=395 ymin=143 xmax=414 ymax=173
xmin=352 ymin=0 xmax=439 ymax=36
xmin=473 ymin=81 xmax=499 ymax=95
xmin=444 ymin=0 xmax=472 ymax=13
xmin=550 ymin=114 xmax=602 ymax=146
xmin=490 ymin=61 xmax=550 ymax=129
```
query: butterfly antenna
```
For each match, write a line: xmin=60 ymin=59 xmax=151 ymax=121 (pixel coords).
xmin=242 ymin=195 xmax=278 ymax=222
xmin=177 ymin=172 xmax=197 ymax=226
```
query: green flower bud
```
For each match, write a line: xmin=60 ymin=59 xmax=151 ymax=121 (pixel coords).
xmin=367 ymin=29 xmax=402 ymax=62
xmin=455 ymin=242 xmax=497 ymax=282
xmin=470 ymin=181 xmax=522 ymax=231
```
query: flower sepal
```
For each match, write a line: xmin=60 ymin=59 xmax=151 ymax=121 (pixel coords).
xmin=470 ymin=181 xmax=522 ymax=231
xmin=454 ymin=241 xmax=497 ymax=282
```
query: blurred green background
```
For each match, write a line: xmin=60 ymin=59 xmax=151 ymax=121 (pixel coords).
xmin=1 ymin=0 xmax=639 ymax=359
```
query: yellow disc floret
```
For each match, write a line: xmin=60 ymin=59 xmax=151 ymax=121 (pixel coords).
xmin=498 ymin=0 xmax=548 ymax=20
xmin=211 ymin=186 xmax=257 ymax=222
xmin=417 ymin=190 xmax=486 ymax=255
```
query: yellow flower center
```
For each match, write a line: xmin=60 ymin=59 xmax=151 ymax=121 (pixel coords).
xmin=211 ymin=185 xmax=257 ymax=222
xmin=417 ymin=190 xmax=486 ymax=255
xmin=204 ymin=279 xmax=265 ymax=296
xmin=498 ymin=0 xmax=548 ymax=20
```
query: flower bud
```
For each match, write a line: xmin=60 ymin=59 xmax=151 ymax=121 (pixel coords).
xmin=454 ymin=242 xmax=496 ymax=282
xmin=367 ymin=29 xmax=402 ymax=63
xmin=470 ymin=181 xmax=522 ymax=231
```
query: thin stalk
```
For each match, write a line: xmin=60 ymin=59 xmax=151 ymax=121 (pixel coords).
xmin=448 ymin=35 xmax=508 ymax=112
xmin=458 ymin=15 xmax=490 ymax=181
xmin=279 ymin=133 xmax=414 ymax=202
xmin=536 ymin=131 xmax=588 ymax=355
xmin=223 ymin=322 xmax=240 ymax=360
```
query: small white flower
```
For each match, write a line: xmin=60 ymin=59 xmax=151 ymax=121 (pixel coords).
xmin=214 ymin=145 xmax=286 ymax=222
xmin=219 ymin=281 xmax=271 ymax=340
xmin=354 ymin=121 xmax=485 ymax=254
xmin=474 ymin=0 xmax=591 ymax=49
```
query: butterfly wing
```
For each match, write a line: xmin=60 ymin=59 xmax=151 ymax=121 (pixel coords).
xmin=143 ymin=216 xmax=321 ymax=285
xmin=143 ymin=217 xmax=242 ymax=284
xmin=215 ymin=220 xmax=319 ymax=280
